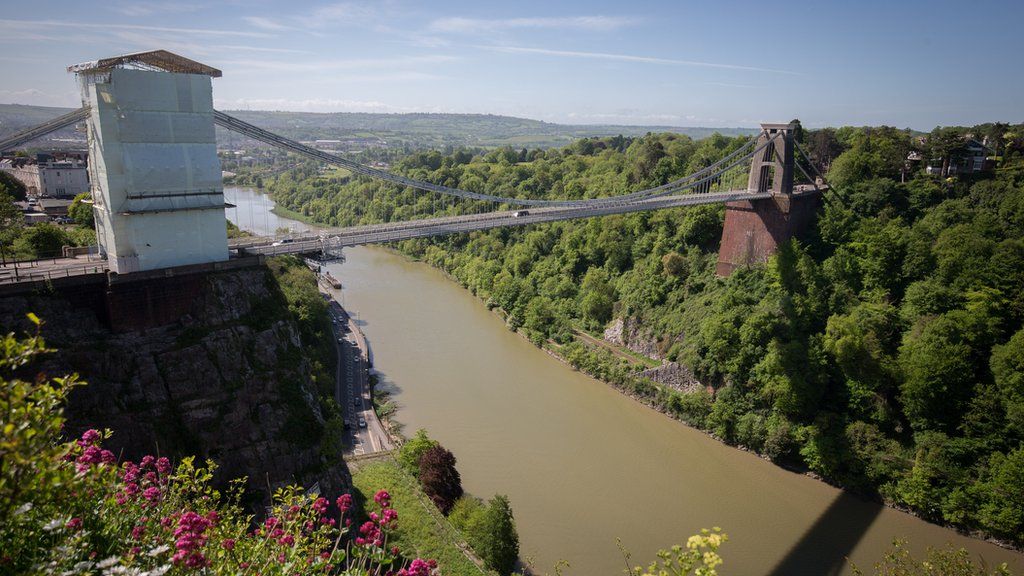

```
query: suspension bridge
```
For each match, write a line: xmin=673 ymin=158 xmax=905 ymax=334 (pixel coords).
xmin=0 ymin=50 xmax=826 ymax=286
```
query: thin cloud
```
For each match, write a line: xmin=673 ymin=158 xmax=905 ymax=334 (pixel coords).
xmin=221 ymin=54 xmax=459 ymax=73
xmin=0 ymin=18 xmax=271 ymax=39
xmin=242 ymin=16 xmax=294 ymax=32
xmin=430 ymin=15 xmax=640 ymax=33
xmin=485 ymin=45 xmax=802 ymax=75
xmin=109 ymin=2 xmax=203 ymax=17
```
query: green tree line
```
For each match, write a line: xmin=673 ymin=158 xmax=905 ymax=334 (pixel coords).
xmin=263 ymin=124 xmax=1024 ymax=546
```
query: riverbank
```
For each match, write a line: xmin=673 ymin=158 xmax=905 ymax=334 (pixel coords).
xmin=315 ymin=274 xmax=396 ymax=456
xmin=229 ymin=188 xmax=1024 ymax=574
xmin=378 ymin=245 xmax=1024 ymax=557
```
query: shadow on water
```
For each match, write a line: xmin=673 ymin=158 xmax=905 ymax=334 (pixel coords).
xmin=767 ymin=491 xmax=884 ymax=576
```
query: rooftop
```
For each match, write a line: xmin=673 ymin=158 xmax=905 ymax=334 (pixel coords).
xmin=67 ymin=50 xmax=222 ymax=78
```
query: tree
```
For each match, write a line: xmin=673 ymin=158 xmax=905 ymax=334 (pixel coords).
xmin=418 ymin=445 xmax=462 ymax=514
xmin=661 ymin=251 xmax=687 ymax=277
xmin=579 ymin=267 xmax=615 ymax=325
xmin=0 ymin=191 xmax=23 ymax=264
xmin=18 ymin=222 xmax=70 ymax=259
xmin=991 ymin=329 xmax=1024 ymax=435
xmin=68 ymin=192 xmax=94 ymax=229
xmin=398 ymin=429 xmax=439 ymax=475
xmin=476 ymin=495 xmax=519 ymax=576
xmin=898 ymin=313 xmax=978 ymax=432
xmin=0 ymin=170 xmax=27 ymax=201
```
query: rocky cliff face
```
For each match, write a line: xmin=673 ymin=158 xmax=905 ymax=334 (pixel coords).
xmin=604 ymin=317 xmax=707 ymax=393
xmin=0 ymin=264 xmax=347 ymax=509
xmin=603 ymin=316 xmax=680 ymax=360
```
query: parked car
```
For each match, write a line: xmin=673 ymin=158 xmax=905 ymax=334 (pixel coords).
xmin=358 ymin=418 xmax=367 ymax=428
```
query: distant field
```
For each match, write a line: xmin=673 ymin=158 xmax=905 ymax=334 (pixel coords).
xmin=0 ymin=103 xmax=758 ymax=152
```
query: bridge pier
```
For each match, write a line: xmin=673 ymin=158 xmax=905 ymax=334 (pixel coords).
xmin=715 ymin=122 xmax=820 ymax=276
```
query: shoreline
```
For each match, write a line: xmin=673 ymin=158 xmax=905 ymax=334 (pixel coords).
xmin=314 ymin=273 xmax=399 ymax=456
xmin=255 ymin=186 xmax=1022 ymax=557
xmin=370 ymin=244 xmax=1023 ymax=557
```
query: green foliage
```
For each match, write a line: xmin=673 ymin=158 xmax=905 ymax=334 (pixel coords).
xmin=398 ymin=429 xmax=440 ymax=475
xmin=852 ymin=539 xmax=1010 ymax=575
xmin=352 ymin=461 xmax=487 ymax=576
xmin=68 ymin=192 xmax=94 ymax=229
xmin=257 ymin=122 xmax=1024 ymax=546
xmin=0 ymin=322 xmax=434 ymax=575
xmin=449 ymin=495 xmax=519 ymax=576
xmin=0 ymin=170 xmax=27 ymax=201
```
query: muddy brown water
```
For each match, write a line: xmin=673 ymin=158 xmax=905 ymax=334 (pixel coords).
xmin=228 ymin=187 xmax=1023 ymax=575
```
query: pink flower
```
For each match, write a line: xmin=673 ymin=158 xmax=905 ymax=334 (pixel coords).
xmin=221 ymin=539 xmax=235 ymax=551
xmin=100 ymin=450 xmax=116 ymax=465
xmin=156 ymin=457 xmax=171 ymax=475
xmin=79 ymin=429 xmax=101 ymax=447
xmin=172 ymin=511 xmax=211 ymax=566
xmin=122 ymin=463 xmax=140 ymax=483
xmin=336 ymin=493 xmax=353 ymax=513
xmin=131 ymin=524 xmax=145 ymax=540
xmin=279 ymin=534 xmax=295 ymax=547
xmin=312 ymin=497 xmax=329 ymax=515
xmin=142 ymin=486 xmax=161 ymax=504
xmin=66 ymin=517 xmax=82 ymax=531
xmin=382 ymin=508 xmax=398 ymax=526
xmin=374 ymin=489 xmax=391 ymax=508
xmin=140 ymin=455 xmax=155 ymax=469
xmin=407 ymin=558 xmax=432 ymax=576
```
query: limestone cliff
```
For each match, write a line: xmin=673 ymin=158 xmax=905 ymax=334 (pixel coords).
xmin=0 ymin=262 xmax=347 ymax=509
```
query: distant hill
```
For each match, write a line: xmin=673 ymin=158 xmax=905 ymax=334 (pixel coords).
xmin=0 ymin=103 xmax=757 ymax=151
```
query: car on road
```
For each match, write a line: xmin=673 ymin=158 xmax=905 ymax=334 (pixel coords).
xmin=513 ymin=210 xmax=529 ymax=217
xmin=358 ymin=418 xmax=367 ymax=428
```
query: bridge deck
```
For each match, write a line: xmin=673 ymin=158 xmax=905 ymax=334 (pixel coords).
xmin=236 ymin=189 xmax=775 ymax=257
xmin=0 ymin=187 xmax=826 ymax=285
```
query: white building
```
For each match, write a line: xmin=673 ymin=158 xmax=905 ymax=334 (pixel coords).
xmin=0 ymin=156 xmax=90 ymax=198
xmin=69 ymin=50 xmax=229 ymax=274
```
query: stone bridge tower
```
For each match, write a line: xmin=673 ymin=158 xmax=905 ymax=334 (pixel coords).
xmin=715 ymin=122 xmax=821 ymax=276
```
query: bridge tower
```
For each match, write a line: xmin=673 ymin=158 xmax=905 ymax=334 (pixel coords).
xmin=69 ymin=51 xmax=229 ymax=274
xmin=715 ymin=122 xmax=820 ymax=276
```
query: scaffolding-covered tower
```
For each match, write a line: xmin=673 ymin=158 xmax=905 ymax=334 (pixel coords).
xmin=69 ymin=50 xmax=228 ymax=273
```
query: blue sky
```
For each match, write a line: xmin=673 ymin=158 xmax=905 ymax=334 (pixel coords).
xmin=1 ymin=0 xmax=1021 ymax=129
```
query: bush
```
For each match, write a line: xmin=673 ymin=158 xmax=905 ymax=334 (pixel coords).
xmin=398 ymin=429 xmax=439 ymax=475
xmin=0 ymin=319 xmax=435 ymax=575
xmin=418 ymin=446 xmax=463 ymax=515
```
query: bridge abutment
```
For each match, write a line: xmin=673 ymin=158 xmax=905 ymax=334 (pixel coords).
xmin=715 ymin=192 xmax=820 ymax=276
xmin=715 ymin=122 xmax=820 ymax=276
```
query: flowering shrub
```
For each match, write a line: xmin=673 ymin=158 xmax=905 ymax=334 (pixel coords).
xmin=0 ymin=319 xmax=436 ymax=575
xmin=621 ymin=528 xmax=728 ymax=576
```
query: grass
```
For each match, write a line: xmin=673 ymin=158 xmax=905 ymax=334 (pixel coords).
xmin=270 ymin=204 xmax=317 ymax=226
xmin=351 ymin=459 xmax=491 ymax=576
xmin=319 ymin=166 xmax=353 ymax=179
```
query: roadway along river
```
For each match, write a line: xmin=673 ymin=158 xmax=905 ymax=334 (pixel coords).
xmin=227 ymin=186 xmax=1024 ymax=576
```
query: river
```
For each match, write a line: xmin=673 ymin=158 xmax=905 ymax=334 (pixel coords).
xmin=227 ymin=186 xmax=1023 ymax=576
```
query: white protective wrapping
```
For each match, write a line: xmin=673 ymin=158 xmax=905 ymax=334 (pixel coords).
xmin=86 ymin=68 xmax=227 ymax=273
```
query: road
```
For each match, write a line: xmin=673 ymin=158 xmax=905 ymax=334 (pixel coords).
xmin=324 ymin=293 xmax=394 ymax=456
